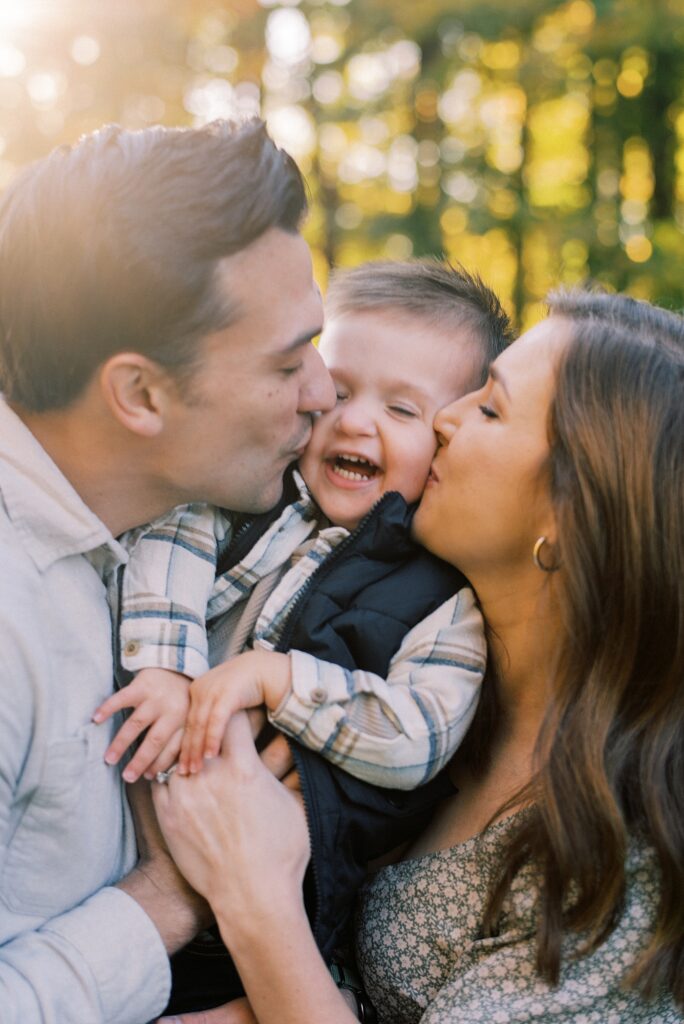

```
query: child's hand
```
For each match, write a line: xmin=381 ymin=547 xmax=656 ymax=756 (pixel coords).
xmin=93 ymin=668 xmax=191 ymax=783
xmin=179 ymin=649 xmax=291 ymax=775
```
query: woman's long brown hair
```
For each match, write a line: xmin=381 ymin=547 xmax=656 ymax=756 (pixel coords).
xmin=482 ymin=291 xmax=684 ymax=1004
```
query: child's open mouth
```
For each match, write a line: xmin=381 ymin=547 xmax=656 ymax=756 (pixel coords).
xmin=329 ymin=454 xmax=380 ymax=482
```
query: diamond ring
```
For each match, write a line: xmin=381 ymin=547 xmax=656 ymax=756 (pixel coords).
xmin=154 ymin=764 xmax=179 ymax=785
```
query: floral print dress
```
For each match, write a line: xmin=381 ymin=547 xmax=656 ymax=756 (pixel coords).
xmin=355 ymin=814 xmax=681 ymax=1023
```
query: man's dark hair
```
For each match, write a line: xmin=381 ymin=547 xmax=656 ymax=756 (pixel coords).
xmin=0 ymin=118 xmax=307 ymax=411
xmin=324 ymin=259 xmax=515 ymax=387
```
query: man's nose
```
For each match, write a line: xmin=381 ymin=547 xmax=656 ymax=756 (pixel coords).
xmin=298 ymin=343 xmax=336 ymax=414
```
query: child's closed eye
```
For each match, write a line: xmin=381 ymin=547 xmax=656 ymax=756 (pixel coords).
xmin=389 ymin=404 xmax=418 ymax=418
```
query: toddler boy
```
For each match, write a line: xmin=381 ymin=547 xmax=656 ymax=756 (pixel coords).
xmin=95 ymin=260 xmax=513 ymax=790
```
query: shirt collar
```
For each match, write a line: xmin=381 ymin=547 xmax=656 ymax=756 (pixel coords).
xmin=0 ymin=398 xmax=127 ymax=574
xmin=291 ymin=466 xmax=316 ymax=509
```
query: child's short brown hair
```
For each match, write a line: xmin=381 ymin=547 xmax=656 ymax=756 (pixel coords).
xmin=325 ymin=259 xmax=514 ymax=387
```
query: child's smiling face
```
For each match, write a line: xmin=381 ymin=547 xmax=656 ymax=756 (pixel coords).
xmin=298 ymin=309 xmax=480 ymax=531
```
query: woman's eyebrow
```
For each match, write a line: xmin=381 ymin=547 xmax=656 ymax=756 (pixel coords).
xmin=489 ymin=365 xmax=511 ymax=400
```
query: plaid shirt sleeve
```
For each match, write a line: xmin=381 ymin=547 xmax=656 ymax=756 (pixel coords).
xmin=267 ymin=587 xmax=486 ymax=790
xmin=118 ymin=503 xmax=230 ymax=678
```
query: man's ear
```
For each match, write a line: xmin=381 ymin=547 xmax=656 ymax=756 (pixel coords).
xmin=98 ymin=353 xmax=174 ymax=438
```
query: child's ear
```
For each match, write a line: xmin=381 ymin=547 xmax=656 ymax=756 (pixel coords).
xmin=98 ymin=353 xmax=172 ymax=438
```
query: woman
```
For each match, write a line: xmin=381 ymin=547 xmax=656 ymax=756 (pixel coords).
xmin=153 ymin=290 xmax=684 ymax=1023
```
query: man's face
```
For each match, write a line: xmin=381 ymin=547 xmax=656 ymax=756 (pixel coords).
xmin=161 ymin=227 xmax=335 ymax=513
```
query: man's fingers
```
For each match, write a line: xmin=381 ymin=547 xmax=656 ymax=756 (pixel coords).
xmin=126 ymin=777 xmax=155 ymax=820
xmin=282 ymin=769 xmax=304 ymax=808
xmin=127 ymin=779 xmax=169 ymax=860
xmin=282 ymin=767 xmax=301 ymax=791
xmin=258 ymin=732 xmax=294 ymax=780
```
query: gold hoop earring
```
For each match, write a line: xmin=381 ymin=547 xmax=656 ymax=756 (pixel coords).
xmin=532 ymin=536 xmax=560 ymax=573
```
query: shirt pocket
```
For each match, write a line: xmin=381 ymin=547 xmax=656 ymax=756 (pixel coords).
xmin=2 ymin=721 xmax=122 ymax=917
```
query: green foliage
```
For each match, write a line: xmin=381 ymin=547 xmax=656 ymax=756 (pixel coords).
xmin=1 ymin=0 xmax=683 ymax=322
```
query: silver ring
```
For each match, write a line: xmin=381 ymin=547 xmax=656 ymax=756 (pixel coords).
xmin=155 ymin=764 xmax=178 ymax=785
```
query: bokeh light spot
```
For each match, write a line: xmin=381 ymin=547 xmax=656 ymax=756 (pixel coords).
xmin=71 ymin=35 xmax=100 ymax=66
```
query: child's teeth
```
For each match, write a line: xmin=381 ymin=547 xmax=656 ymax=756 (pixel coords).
xmin=335 ymin=466 xmax=367 ymax=481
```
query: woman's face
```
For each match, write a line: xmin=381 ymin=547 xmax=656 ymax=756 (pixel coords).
xmin=413 ymin=317 xmax=572 ymax=579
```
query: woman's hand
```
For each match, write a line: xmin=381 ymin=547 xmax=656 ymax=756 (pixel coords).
xmin=154 ymin=715 xmax=358 ymax=1023
xmin=152 ymin=711 xmax=309 ymax=941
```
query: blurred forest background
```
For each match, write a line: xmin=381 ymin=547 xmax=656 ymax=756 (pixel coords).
xmin=0 ymin=0 xmax=683 ymax=326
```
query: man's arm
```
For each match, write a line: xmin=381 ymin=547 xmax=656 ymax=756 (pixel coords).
xmin=117 ymin=782 xmax=211 ymax=953
xmin=0 ymin=561 xmax=199 ymax=1024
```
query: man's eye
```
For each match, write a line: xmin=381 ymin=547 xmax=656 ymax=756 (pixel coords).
xmin=478 ymin=403 xmax=498 ymax=419
xmin=281 ymin=363 xmax=302 ymax=377
xmin=335 ymin=390 xmax=349 ymax=402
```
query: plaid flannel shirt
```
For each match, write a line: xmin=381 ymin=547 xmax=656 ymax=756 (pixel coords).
xmin=118 ymin=471 xmax=486 ymax=788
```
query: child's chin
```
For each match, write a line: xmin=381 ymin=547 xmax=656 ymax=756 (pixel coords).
xmin=320 ymin=493 xmax=376 ymax=532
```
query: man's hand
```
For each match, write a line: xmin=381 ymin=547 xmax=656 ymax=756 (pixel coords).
xmin=117 ymin=780 xmax=212 ymax=954
xmin=179 ymin=650 xmax=291 ymax=775
xmin=93 ymin=668 xmax=190 ymax=782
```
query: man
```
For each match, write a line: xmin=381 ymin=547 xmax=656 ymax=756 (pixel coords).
xmin=0 ymin=119 xmax=334 ymax=1023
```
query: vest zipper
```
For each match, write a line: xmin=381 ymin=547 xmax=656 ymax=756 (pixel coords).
xmin=286 ymin=739 xmax=324 ymax=942
xmin=274 ymin=491 xmax=396 ymax=655
xmin=275 ymin=491 xmax=398 ymax=943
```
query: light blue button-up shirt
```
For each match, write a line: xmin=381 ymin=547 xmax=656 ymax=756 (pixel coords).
xmin=0 ymin=399 xmax=170 ymax=1023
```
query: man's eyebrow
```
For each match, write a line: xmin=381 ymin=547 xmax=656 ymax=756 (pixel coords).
xmin=280 ymin=326 xmax=323 ymax=355
xmin=489 ymin=364 xmax=511 ymax=400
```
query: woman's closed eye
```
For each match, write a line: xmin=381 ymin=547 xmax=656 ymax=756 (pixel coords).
xmin=478 ymin=403 xmax=498 ymax=420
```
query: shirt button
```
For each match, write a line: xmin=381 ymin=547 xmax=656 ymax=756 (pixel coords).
xmin=310 ymin=687 xmax=327 ymax=705
xmin=124 ymin=640 xmax=141 ymax=656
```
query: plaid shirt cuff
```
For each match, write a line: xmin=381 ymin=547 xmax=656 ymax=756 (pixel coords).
xmin=120 ymin=618 xmax=209 ymax=678
xmin=271 ymin=649 xmax=353 ymax=729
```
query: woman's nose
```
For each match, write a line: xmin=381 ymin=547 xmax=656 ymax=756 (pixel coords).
xmin=433 ymin=399 xmax=461 ymax=446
